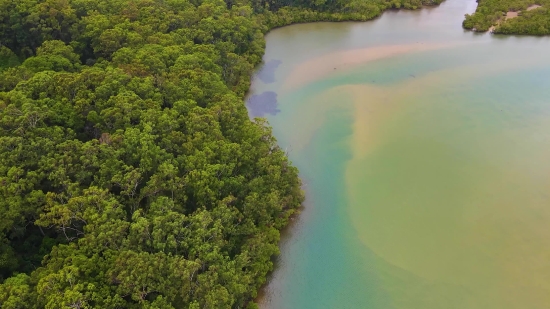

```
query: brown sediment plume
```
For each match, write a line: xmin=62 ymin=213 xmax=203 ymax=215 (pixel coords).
xmin=284 ymin=47 xmax=544 ymax=158
xmin=343 ymin=56 xmax=550 ymax=309
xmin=281 ymin=42 xmax=459 ymax=92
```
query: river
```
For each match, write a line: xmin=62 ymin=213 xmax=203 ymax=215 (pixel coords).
xmin=247 ymin=0 xmax=550 ymax=308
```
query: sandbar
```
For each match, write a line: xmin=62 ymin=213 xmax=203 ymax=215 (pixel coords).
xmin=506 ymin=11 xmax=519 ymax=19
xmin=527 ymin=4 xmax=542 ymax=11
xmin=281 ymin=42 xmax=457 ymax=92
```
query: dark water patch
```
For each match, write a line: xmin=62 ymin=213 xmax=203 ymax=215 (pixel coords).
xmin=256 ymin=60 xmax=282 ymax=84
xmin=247 ymin=91 xmax=280 ymax=117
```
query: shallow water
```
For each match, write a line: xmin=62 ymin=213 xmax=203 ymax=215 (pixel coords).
xmin=248 ymin=1 xmax=550 ymax=308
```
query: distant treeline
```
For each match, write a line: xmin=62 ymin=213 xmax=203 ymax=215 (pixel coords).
xmin=464 ymin=0 xmax=550 ymax=34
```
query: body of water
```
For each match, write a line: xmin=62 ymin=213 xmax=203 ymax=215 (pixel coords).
xmin=248 ymin=1 xmax=550 ymax=308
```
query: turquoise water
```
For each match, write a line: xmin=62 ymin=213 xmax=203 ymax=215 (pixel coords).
xmin=249 ymin=1 xmax=550 ymax=308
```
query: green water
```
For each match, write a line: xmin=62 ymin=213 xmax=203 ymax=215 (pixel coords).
xmin=248 ymin=1 xmax=550 ymax=308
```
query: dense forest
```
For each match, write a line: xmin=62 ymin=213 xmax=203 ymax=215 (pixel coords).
xmin=0 ymin=0 xmax=447 ymax=307
xmin=464 ymin=0 xmax=550 ymax=34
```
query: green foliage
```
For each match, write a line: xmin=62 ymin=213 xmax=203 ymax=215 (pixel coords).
xmin=0 ymin=47 xmax=20 ymax=70
xmin=463 ymin=0 xmax=550 ymax=34
xmin=496 ymin=6 xmax=550 ymax=34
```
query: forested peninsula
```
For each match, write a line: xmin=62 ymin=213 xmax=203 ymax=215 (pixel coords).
xmin=464 ymin=0 xmax=550 ymax=34
xmin=0 ymin=0 xmax=546 ymax=308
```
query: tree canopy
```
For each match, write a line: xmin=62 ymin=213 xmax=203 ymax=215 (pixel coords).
xmin=0 ymin=0 xmax=306 ymax=307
